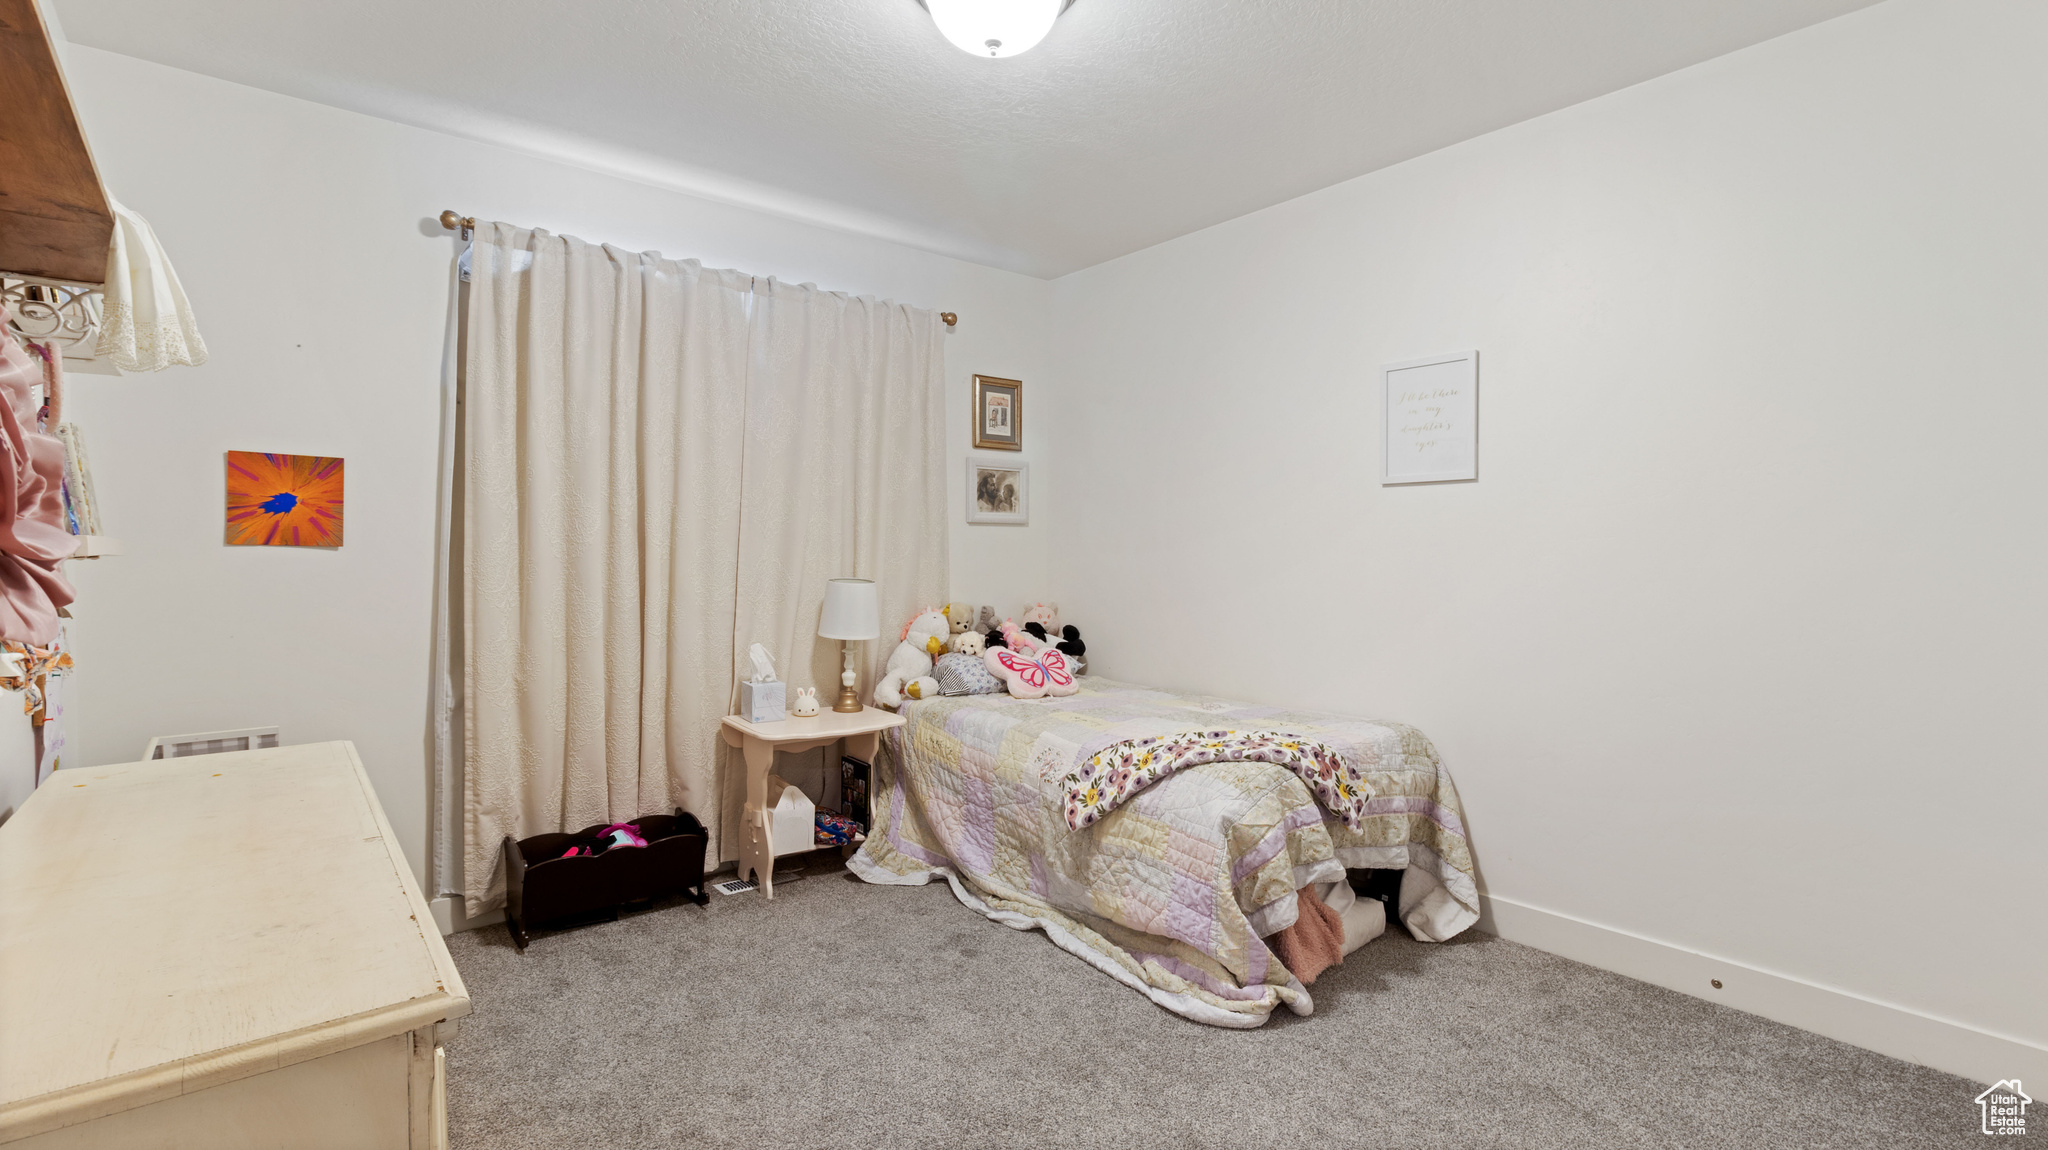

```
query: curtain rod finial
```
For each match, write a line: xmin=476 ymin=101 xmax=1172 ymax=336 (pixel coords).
xmin=941 ymin=312 xmax=957 ymax=327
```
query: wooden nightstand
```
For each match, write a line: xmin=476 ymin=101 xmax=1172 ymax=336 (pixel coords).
xmin=720 ymin=706 xmax=904 ymax=898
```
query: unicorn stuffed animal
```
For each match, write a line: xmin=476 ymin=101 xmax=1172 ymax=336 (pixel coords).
xmin=874 ymin=608 xmax=949 ymax=708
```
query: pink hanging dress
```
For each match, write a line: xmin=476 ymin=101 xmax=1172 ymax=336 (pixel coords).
xmin=0 ymin=307 xmax=77 ymax=643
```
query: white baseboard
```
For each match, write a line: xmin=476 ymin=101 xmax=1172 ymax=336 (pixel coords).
xmin=1477 ymin=893 xmax=2046 ymax=1088
xmin=429 ymin=895 xmax=503 ymax=936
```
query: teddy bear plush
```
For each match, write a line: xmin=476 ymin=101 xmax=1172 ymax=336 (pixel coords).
xmin=1013 ymin=601 xmax=1085 ymax=673
xmin=942 ymin=602 xmax=976 ymax=637
xmin=874 ymin=608 xmax=949 ymax=708
xmin=978 ymin=605 xmax=1008 ymax=648
xmin=984 ymin=618 xmax=1015 ymax=649
xmin=1021 ymin=602 xmax=1060 ymax=635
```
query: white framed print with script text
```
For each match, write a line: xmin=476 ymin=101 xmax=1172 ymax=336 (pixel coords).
xmin=1381 ymin=351 xmax=1478 ymax=484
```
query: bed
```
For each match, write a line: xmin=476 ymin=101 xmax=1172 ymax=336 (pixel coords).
xmin=847 ymin=677 xmax=1479 ymax=1027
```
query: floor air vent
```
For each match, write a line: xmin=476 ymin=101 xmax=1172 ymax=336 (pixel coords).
xmin=710 ymin=871 xmax=806 ymax=897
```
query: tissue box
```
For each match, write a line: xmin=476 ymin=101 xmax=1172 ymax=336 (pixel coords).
xmin=766 ymin=778 xmax=816 ymax=857
xmin=739 ymin=679 xmax=785 ymax=723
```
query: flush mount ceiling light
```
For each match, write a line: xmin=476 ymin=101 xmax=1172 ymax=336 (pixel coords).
xmin=918 ymin=0 xmax=1076 ymax=59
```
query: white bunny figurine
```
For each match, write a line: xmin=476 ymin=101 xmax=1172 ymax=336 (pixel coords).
xmin=791 ymin=687 xmax=820 ymax=717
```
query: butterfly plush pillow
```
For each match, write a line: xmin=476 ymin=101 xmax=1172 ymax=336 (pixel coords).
xmin=983 ymin=644 xmax=1079 ymax=699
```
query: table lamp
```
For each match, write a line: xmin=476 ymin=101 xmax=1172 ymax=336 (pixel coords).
xmin=818 ymin=578 xmax=880 ymax=713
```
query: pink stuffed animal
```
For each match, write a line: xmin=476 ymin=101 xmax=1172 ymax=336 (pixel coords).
xmin=997 ymin=618 xmax=1035 ymax=651
xmin=1021 ymin=602 xmax=1060 ymax=635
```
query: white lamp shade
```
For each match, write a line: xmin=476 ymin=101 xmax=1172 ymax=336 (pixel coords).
xmin=819 ymin=578 xmax=881 ymax=640
xmin=926 ymin=0 xmax=1062 ymax=58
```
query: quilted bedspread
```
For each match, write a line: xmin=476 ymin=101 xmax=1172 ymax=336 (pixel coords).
xmin=848 ymin=678 xmax=1479 ymax=1027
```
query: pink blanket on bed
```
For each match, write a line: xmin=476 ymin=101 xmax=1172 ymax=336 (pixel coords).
xmin=1270 ymin=886 xmax=1348 ymax=984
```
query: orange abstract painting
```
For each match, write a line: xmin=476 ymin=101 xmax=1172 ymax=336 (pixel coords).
xmin=225 ymin=452 xmax=344 ymax=547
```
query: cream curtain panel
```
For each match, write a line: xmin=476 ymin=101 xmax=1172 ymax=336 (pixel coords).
xmin=722 ymin=279 xmax=948 ymax=856
xmin=458 ymin=224 xmax=946 ymax=915
xmin=462 ymin=224 xmax=750 ymax=915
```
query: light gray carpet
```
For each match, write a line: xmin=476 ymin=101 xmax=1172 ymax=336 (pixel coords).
xmin=443 ymin=864 xmax=1983 ymax=1149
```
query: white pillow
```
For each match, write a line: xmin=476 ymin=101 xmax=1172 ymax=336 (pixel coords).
xmin=933 ymin=652 xmax=1003 ymax=696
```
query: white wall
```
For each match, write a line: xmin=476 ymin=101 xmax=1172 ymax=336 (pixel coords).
xmin=1050 ymin=0 xmax=2044 ymax=1079
xmin=56 ymin=46 xmax=1056 ymax=885
xmin=47 ymin=0 xmax=2041 ymax=1084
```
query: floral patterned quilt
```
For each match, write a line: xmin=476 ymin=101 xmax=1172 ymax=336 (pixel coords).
xmin=1061 ymin=729 xmax=1371 ymax=832
xmin=848 ymin=679 xmax=1479 ymax=1027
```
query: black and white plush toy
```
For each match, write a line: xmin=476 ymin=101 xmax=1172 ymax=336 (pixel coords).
xmin=1022 ymin=619 xmax=1086 ymax=672
xmin=1054 ymin=625 xmax=1086 ymax=660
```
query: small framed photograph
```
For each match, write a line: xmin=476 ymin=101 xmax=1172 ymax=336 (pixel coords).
xmin=967 ymin=458 xmax=1028 ymax=525
xmin=1381 ymin=350 xmax=1478 ymax=485
xmin=972 ymin=375 xmax=1022 ymax=451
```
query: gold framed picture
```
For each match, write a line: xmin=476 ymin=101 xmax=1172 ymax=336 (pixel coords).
xmin=972 ymin=375 xmax=1022 ymax=451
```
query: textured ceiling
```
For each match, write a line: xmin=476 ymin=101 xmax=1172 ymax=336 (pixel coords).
xmin=55 ymin=0 xmax=1881 ymax=277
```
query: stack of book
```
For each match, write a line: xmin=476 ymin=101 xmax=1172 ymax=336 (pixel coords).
xmin=840 ymin=754 xmax=872 ymax=832
xmin=55 ymin=423 xmax=101 ymax=537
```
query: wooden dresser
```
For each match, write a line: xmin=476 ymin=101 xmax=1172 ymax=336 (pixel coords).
xmin=0 ymin=742 xmax=470 ymax=1148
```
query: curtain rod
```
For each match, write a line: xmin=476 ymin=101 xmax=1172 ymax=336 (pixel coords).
xmin=437 ymin=210 xmax=957 ymax=328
